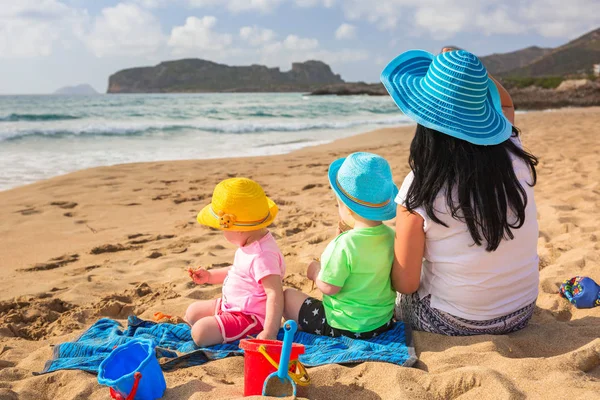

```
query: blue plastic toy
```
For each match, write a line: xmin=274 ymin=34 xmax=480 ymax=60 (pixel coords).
xmin=559 ymin=276 xmax=600 ymax=309
xmin=262 ymin=320 xmax=298 ymax=398
xmin=98 ymin=339 xmax=166 ymax=400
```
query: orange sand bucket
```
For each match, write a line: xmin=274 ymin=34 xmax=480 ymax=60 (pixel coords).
xmin=239 ymin=337 xmax=305 ymax=396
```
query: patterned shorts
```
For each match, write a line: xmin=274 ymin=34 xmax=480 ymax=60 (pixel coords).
xmin=395 ymin=293 xmax=535 ymax=336
xmin=298 ymin=297 xmax=393 ymax=339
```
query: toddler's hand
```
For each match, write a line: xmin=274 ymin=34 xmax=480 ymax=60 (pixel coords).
xmin=307 ymin=260 xmax=321 ymax=282
xmin=336 ymin=220 xmax=352 ymax=235
xmin=256 ymin=330 xmax=277 ymax=341
xmin=188 ymin=267 xmax=211 ymax=285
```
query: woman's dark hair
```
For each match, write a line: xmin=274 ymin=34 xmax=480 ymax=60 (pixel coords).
xmin=405 ymin=124 xmax=538 ymax=251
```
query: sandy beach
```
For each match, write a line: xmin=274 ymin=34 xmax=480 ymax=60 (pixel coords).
xmin=0 ymin=107 xmax=599 ymax=399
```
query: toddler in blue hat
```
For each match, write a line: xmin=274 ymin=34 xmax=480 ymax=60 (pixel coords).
xmin=283 ymin=152 xmax=398 ymax=338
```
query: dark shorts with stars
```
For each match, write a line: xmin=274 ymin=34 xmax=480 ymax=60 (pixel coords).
xmin=298 ymin=297 xmax=393 ymax=339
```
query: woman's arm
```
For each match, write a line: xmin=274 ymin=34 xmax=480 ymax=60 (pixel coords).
xmin=392 ymin=206 xmax=425 ymax=294
xmin=489 ymin=75 xmax=515 ymax=125
xmin=257 ymin=274 xmax=284 ymax=340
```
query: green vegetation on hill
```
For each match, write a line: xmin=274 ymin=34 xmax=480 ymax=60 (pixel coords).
xmin=499 ymin=27 xmax=600 ymax=78
xmin=501 ymin=76 xmax=564 ymax=90
xmin=480 ymin=46 xmax=552 ymax=75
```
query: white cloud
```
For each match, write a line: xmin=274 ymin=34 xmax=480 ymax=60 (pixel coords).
xmin=341 ymin=0 xmax=400 ymax=30
xmin=519 ymin=0 xmax=600 ymax=38
xmin=85 ymin=3 xmax=164 ymax=57
xmin=335 ymin=23 xmax=356 ymax=40
xmin=295 ymin=0 xmax=336 ymax=7
xmin=240 ymin=26 xmax=277 ymax=46
xmin=132 ymin=0 xmax=169 ymax=8
xmin=414 ymin=7 xmax=469 ymax=40
xmin=0 ymin=0 xmax=86 ymax=58
xmin=283 ymin=35 xmax=319 ymax=50
xmin=340 ymin=0 xmax=600 ymax=40
xmin=169 ymin=16 xmax=233 ymax=54
xmin=257 ymin=33 xmax=367 ymax=73
xmin=187 ymin=0 xmax=220 ymax=6
xmin=476 ymin=8 xmax=525 ymax=36
xmin=188 ymin=0 xmax=285 ymax=13
xmin=311 ymin=49 xmax=369 ymax=64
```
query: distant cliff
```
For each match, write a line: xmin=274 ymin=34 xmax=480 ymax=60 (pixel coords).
xmin=311 ymin=82 xmax=387 ymax=96
xmin=55 ymin=84 xmax=98 ymax=95
xmin=107 ymin=59 xmax=344 ymax=93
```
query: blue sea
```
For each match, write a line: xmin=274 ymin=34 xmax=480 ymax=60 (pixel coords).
xmin=0 ymin=93 xmax=412 ymax=191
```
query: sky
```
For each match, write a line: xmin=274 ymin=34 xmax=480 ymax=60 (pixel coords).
xmin=1 ymin=0 xmax=599 ymax=94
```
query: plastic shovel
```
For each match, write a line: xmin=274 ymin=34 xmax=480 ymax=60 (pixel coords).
xmin=262 ymin=320 xmax=298 ymax=398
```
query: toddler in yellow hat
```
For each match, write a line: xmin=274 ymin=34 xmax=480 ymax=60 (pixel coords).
xmin=185 ymin=178 xmax=285 ymax=346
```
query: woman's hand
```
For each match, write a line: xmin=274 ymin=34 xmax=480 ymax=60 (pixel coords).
xmin=188 ymin=267 xmax=211 ymax=285
xmin=307 ymin=260 xmax=321 ymax=282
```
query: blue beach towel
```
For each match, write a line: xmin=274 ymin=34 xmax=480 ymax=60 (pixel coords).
xmin=39 ymin=316 xmax=417 ymax=374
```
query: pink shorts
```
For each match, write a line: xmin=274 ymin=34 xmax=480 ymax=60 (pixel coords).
xmin=214 ymin=299 xmax=263 ymax=343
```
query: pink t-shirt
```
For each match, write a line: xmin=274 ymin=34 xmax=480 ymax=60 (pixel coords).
xmin=221 ymin=232 xmax=285 ymax=325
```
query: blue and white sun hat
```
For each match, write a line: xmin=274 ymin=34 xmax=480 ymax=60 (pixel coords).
xmin=381 ymin=49 xmax=512 ymax=146
xmin=328 ymin=152 xmax=398 ymax=221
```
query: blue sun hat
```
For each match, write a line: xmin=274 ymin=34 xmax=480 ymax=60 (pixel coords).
xmin=380 ymin=49 xmax=512 ymax=146
xmin=328 ymin=152 xmax=398 ymax=221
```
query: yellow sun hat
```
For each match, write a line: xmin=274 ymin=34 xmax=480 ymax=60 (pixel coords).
xmin=197 ymin=177 xmax=278 ymax=231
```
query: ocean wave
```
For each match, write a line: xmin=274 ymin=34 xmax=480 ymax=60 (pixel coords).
xmin=0 ymin=113 xmax=80 ymax=122
xmin=1 ymin=117 xmax=412 ymax=142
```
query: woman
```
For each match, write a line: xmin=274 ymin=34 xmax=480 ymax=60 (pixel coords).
xmin=380 ymin=48 xmax=539 ymax=335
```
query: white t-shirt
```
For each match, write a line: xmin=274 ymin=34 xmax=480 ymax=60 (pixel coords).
xmin=395 ymin=139 xmax=539 ymax=320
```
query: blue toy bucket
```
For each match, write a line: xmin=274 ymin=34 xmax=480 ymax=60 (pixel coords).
xmin=98 ymin=339 xmax=166 ymax=400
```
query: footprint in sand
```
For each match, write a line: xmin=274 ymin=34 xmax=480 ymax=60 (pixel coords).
xmin=20 ymin=254 xmax=79 ymax=272
xmin=272 ymin=198 xmax=295 ymax=206
xmin=540 ymin=278 xmax=560 ymax=294
xmin=173 ymin=194 xmax=206 ymax=204
xmin=127 ymin=234 xmax=175 ymax=245
xmin=208 ymin=262 xmax=230 ymax=269
xmin=302 ymin=183 xmax=324 ymax=191
xmin=147 ymin=251 xmax=163 ymax=259
xmin=308 ymin=235 xmax=329 ymax=245
xmin=15 ymin=207 xmax=41 ymax=216
xmin=152 ymin=194 xmax=170 ymax=201
xmin=65 ymin=265 xmax=101 ymax=276
xmin=90 ymin=243 xmax=139 ymax=255
xmin=285 ymin=227 xmax=303 ymax=236
xmin=50 ymin=201 xmax=78 ymax=209
xmin=0 ymin=296 xmax=75 ymax=339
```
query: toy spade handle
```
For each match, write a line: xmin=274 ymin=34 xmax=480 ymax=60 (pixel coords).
xmin=277 ymin=320 xmax=297 ymax=381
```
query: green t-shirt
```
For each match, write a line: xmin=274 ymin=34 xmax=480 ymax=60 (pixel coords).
xmin=318 ymin=224 xmax=396 ymax=332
